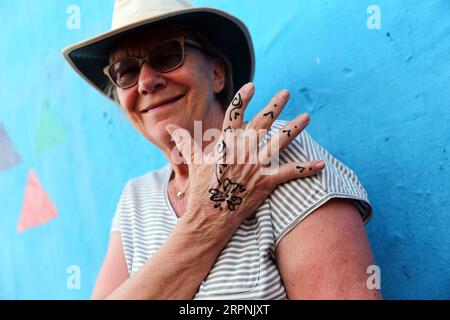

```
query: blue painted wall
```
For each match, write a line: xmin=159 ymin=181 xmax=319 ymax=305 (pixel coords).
xmin=0 ymin=0 xmax=449 ymax=299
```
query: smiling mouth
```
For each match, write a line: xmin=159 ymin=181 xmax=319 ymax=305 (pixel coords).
xmin=141 ymin=94 xmax=185 ymax=113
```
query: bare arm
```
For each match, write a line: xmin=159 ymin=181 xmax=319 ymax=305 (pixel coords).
xmin=92 ymin=213 xmax=238 ymax=300
xmin=276 ymin=198 xmax=382 ymax=299
xmin=91 ymin=232 xmax=128 ymax=299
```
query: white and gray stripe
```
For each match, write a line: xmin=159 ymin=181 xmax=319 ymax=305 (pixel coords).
xmin=110 ymin=120 xmax=373 ymax=299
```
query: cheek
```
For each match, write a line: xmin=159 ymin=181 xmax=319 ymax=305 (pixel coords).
xmin=118 ymin=88 xmax=136 ymax=112
xmin=183 ymin=64 xmax=215 ymax=112
xmin=117 ymin=88 xmax=145 ymax=128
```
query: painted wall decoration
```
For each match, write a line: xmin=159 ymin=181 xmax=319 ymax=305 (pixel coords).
xmin=0 ymin=125 xmax=22 ymax=171
xmin=0 ymin=0 xmax=449 ymax=299
xmin=16 ymin=169 xmax=58 ymax=233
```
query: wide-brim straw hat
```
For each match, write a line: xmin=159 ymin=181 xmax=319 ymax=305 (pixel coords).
xmin=61 ymin=0 xmax=255 ymax=104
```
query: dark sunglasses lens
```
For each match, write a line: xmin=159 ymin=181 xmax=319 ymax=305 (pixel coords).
xmin=110 ymin=57 xmax=141 ymax=88
xmin=149 ymin=40 xmax=183 ymax=72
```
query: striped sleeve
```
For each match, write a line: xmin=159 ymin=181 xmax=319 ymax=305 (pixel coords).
xmin=266 ymin=120 xmax=373 ymax=247
xmin=110 ymin=182 xmax=131 ymax=233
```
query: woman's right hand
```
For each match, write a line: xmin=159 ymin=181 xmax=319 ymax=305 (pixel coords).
xmin=165 ymin=82 xmax=325 ymax=236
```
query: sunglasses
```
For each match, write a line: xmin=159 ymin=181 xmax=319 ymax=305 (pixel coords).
xmin=103 ymin=36 xmax=204 ymax=89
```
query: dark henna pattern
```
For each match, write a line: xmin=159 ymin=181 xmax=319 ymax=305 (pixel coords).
xmin=263 ymin=102 xmax=278 ymax=118
xmin=296 ymin=166 xmax=305 ymax=173
xmin=211 ymin=137 xmax=246 ymax=212
xmin=218 ymin=164 xmax=228 ymax=174
xmin=215 ymin=140 xmax=227 ymax=184
xmin=295 ymin=166 xmax=312 ymax=173
xmin=229 ymin=93 xmax=243 ymax=122
xmin=208 ymin=179 xmax=245 ymax=211
xmin=224 ymin=125 xmax=233 ymax=133
xmin=211 ymin=91 xmax=249 ymax=211
xmin=216 ymin=139 xmax=226 ymax=154
xmin=263 ymin=111 xmax=274 ymax=119
xmin=282 ymin=126 xmax=298 ymax=138
xmin=296 ymin=165 xmax=313 ymax=173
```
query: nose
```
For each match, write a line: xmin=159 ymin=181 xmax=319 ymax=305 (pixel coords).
xmin=137 ymin=62 xmax=167 ymax=95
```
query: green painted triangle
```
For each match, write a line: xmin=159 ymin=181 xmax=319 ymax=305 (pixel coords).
xmin=34 ymin=101 xmax=65 ymax=154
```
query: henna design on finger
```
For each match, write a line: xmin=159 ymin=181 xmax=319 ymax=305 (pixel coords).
xmin=224 ymin=125 xmax=233 ymax=133
xmin=216 ymin=139 xmax=226 ymax=154
xmin=215 ymin=140 xmax=227 ymax=184
xmin=263 ymin=111 xmax=274 ymax=119
xmin=296 ymin=166 xmax=305 ymax=173
xmin=264 ymin=104 xmax=277 ymax=118
xmin=218 ymin=164 xmax=228 ymax=174
xmin=282 ymin=126 xmax=298 ymax=137
xmin=211 ymin=139 xmax=246 ymax=212
xmin=296 ymin=165 xmax=313 ymax=173
xmin=229 ymin=93 xmax=243 ymax=122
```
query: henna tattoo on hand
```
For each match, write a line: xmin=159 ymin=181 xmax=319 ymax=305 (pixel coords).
xmin=263 ymin=111 xmax=274 ymax=119
xmin=208 ymin=179 xmax=246 ymax=211
xmin=224 ymin=125 xmax=233 ymax=133
xmin=263 ymin=103 xmax=278 ymax=119
xmin=210 ymin=138 xmax=246 ymax=212
xmin=296 ymin=166 xmax=305 ymax=173
xmin=296 ymin=165 xmax=313 ymax=173
xmin=229 ymin=93 xmax=243 ymax=122
xmin=215 ymin=140 xmax=227 ymax=184
xmin=282 ymin=126 xmax=298 ymax=137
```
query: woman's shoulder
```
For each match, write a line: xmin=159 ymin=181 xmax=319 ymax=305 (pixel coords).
xmin=263 ymin=119 xmax=373 ymax=246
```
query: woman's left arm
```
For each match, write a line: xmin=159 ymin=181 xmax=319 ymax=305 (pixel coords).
xmin=276 ymin=198 xmax=382 ymax=299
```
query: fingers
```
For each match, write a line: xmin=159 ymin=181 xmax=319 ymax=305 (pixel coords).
xmin=165 ymin=124 xmax=197 ymax=165
xmin=259 ymin=112 xmax=310 ymax=164
xmin=248 ymin=89 xmax=290 ymax=142
xmin=221 ymin=82 xmax=255 ymax=133
xmin=265 ymin=160 xmax=326 ymax=186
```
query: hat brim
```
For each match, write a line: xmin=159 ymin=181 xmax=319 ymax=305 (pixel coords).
xmin=61 ymin=7 xmax=255 ymax=105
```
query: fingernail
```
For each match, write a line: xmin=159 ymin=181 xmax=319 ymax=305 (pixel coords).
xmin=279 ymin=89 xmax=290 ymax=100
xmin=314 ymin=160 xmax=325 ymax=169
xmin=244 ymin=82 xmax=255 ymax=94
xmin=302 ymin=113 xmax=310 ymax=124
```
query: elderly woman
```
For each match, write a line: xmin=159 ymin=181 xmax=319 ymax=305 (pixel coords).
xmin=63 ymin=0 xmax=380 ymax=300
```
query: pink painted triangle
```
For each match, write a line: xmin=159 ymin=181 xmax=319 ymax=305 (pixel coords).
xmin=17 ymin=169 xmax=58 ymax=232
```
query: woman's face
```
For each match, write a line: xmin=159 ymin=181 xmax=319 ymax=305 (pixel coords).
xmin=110 ymin=25 xmax=226 ymax=147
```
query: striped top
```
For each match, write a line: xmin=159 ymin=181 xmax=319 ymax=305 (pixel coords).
xmin=110 ymin=120 xmax=373 ymax=299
